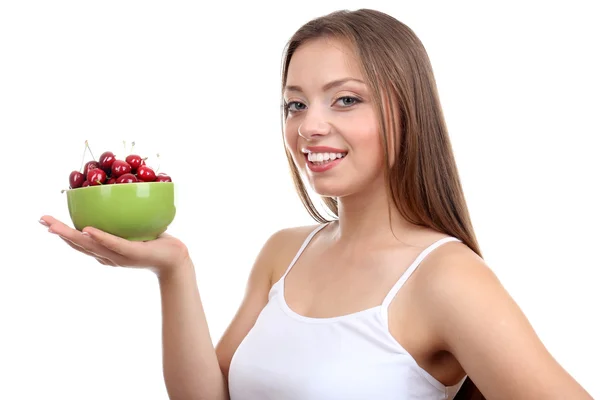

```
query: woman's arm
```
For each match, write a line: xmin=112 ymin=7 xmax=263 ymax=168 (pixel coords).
xmin=159 ymin=259 xmax=229 ymax=400
xmin=419 ymin=243 xmax=593 ymax=400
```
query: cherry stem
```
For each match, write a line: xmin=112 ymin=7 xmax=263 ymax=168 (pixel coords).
xmin=130 ymin=141 xmax=135 ymax=154
xmin=86 ymin=140 xmax=96 ymax=161
xmin=155 ymin=153 xmax=161 ymax=174
xmin=123 ymin=140 xmax=127 ymax=159
xmin=79 ymin=141 xmax=88 ymax=173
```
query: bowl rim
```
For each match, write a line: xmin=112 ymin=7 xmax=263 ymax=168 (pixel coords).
xmin=66 ymin=181 xmax=174 ymax=192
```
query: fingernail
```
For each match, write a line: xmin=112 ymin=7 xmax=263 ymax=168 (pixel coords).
xmin=82 ymin=232 xmax=90 ymax=236
xmin=39 ymin=219 xmax=49 ymax=227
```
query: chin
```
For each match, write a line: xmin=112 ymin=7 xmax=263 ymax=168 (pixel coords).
xmin=296 ymin=157 xmax=381 ymax=199
xmin=304 ymin=169 xmax=384 ymax=202
xmin=308 ymin=178 xmax=357 ymax=199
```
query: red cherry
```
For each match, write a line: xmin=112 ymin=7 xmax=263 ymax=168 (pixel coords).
xmin=69 ymin=171 xmax=85 ymax=188
xmin=111 ymin=160 xmax=132 ymax=178
xmin=82 ymin=180 xmax=90 ymax=187
xmin=83 ymin=161 xmax=100 ymax=177
xmin=106 ymin=177 xmax=117 ymax=184
xmin=87 ymin=168 xmax=107 ymax=186
xmin=155 ymin=173 xmax=172 ymax=182
xmin=116 ymin=173 xmax=138 ymax=184
xmin=125 ymin=154 xmax=144 ymax=172
xmin=136 ymin=165 xmax=156 ymax=182
xmin=98 ymin=151 xmax=116 ymax=172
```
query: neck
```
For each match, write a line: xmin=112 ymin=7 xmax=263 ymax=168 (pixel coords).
xmin=331 ymin=178 xmax=416 ymax=246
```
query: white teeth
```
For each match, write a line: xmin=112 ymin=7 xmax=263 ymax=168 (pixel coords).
xmin=307 ymin=152 xmax=346 ymax=163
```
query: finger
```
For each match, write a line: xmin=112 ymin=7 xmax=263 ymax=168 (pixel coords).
xmin=42 ymin=215 xmax=139 ymax=265
xmin=44 ymin=218 xmax=126 ymax=263
xmin=59 ymin=236 xmax=117 ymax=266
xmin=95 ymin=257 xmax=116 ymax=266
xmin=82 ymin=226 xmax=145 ymax=260
xmin=59 ymin=235 xmax=95 ymax=256
xmin=42 ymin=216 xmax=82 ymax=238
xmin=40 ymin=215 xmax=71 ymax=229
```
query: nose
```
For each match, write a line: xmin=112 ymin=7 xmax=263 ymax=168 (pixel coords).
xmin=297 ymin=108 xmax=331 ymax=140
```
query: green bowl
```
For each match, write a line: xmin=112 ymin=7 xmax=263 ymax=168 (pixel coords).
xmin=66 ymin=182 xmax=176 ymax=241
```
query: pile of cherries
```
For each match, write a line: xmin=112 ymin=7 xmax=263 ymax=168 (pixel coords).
xmin=68 ymin=141 xmax=172 ymax=189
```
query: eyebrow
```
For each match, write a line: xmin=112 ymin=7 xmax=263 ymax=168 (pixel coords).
xmin=284 ymin=77 xmax=366 ymax=93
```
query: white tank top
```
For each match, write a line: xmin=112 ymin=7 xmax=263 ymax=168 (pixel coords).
xmin=228 ymin=224 xmax=466 ymax=399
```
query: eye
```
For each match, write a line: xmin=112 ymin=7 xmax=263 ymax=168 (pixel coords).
xmin=335 ymin=96 xmax=361 ymax=107
xmin=285 ymin=101 xmax=306 ymax=113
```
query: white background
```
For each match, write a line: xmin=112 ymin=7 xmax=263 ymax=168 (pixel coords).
xmin=1 ymin=0 xmax=598 ymax=398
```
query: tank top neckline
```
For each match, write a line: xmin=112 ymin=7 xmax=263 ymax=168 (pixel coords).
xmin=275 ymin=278 xmax=384 ymax=324
xmin=271 ymin=222 xmax=462 ymax=325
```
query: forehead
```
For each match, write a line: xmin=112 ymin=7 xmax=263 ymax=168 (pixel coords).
xmin=286 ymin=37 xmax=363 ymax=85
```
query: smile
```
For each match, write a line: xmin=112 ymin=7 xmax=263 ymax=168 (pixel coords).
xmin=307 ymin=151 xmax=346 ymax=164
xmin=301 ymin=149 xmax=348 ymax=173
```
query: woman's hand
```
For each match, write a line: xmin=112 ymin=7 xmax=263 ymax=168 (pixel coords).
xmin=39 ymin=215 xmax=190 ymax=278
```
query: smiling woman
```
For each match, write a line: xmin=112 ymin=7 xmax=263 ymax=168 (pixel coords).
xmin=39 ymin=7 xmax=594 ymax=400
xmin=231 ymin=9 xmax=594 ymax=400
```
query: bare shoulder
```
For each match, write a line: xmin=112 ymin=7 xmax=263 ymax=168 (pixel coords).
xmin=263 ymin=223 xmax=324 ymax=284
xmin=414 ymin=240 xmax=592 ymax=399
xmin=239 ymin=223 xmax=322 ymax=285
xmin=416 ymin=239 xmax=493 ymax=293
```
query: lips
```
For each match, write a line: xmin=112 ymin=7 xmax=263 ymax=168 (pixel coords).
xmin=301 ymin=148 xmax=347 ymax=173
xmin=302 ymin=146 xmax=348 ymax=154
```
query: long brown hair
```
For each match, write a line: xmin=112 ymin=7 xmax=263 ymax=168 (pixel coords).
xmin=280 ymin=8 xmax=485 ymax=400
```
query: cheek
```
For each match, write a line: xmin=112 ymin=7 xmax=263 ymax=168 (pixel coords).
xmin=284 ymin=123 xmax=302 ymax=161
xmin=283 ymin=121 xmax=295 ymax=148
xmin=351 ymin=122 xmax=384 ymax=167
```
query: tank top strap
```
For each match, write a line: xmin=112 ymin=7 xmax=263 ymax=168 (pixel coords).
xmin=280 ymin=223 xmax=329 ymax=280
xmin=380 ymin=236 xmax=462 ymax=321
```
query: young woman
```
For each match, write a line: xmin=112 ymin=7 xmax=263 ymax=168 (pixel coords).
xmin=40 ymin=9 xmax=592 ymax=400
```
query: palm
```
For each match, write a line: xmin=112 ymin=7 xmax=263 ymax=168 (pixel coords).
xmin=40 ymin=215 xmax=189 ymax=274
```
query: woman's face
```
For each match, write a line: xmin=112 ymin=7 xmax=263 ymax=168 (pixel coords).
xmin=283 ymin=37 xmax=385 ymax=199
